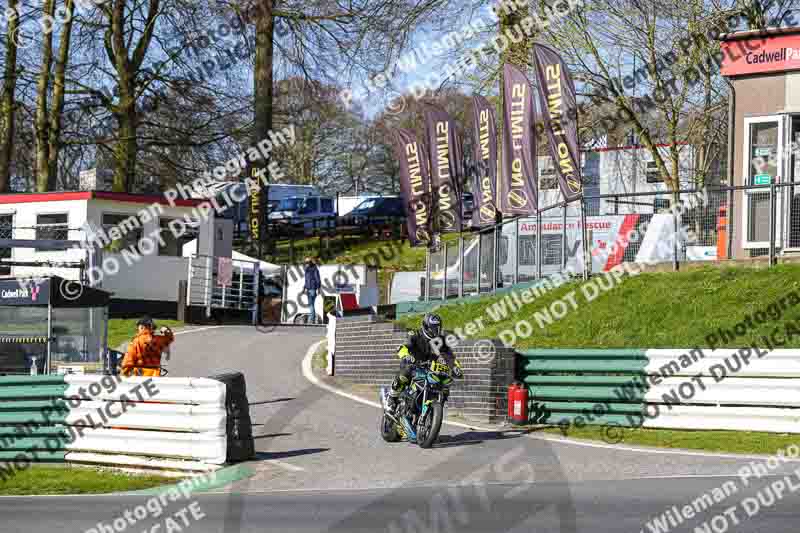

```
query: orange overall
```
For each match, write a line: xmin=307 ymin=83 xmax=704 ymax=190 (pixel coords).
xmin=121 ymin=329 xmax=174 ymax=377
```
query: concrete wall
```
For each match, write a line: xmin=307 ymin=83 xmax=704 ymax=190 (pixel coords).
xmin=332 ymin=315 xmax=516 ymax=423
xmin=102 ymin=254 xmax=189 ymax=302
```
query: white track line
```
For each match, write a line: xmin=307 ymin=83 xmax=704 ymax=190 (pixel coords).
xmin=265 ymin=459 xmax=306 ymax=472
xmin=302 ymin=340 xmax=799 ymax=461
xmin=173 ymin=325 xmax=228 ymax=336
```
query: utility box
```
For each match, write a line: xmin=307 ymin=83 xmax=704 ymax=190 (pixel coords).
xmin=79 ymin=168 xmax=114 ymax=192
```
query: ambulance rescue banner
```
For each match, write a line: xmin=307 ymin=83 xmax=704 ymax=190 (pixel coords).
xmin=532 ymin=43 xmax=582 ymax=202
xmin=391 ymin=128 xmax=433 ymax=247
xmin=500 ymin=63 xmax=539 ymax=216
xmin=471 ymin=95 xmax=499 ymax=227
xmin=423 ymin=104 xmax=463 ymax=233
xmin=499 ymin=214 xmax=715 ymax=278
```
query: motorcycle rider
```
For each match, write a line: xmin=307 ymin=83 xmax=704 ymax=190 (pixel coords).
xmin=387 ymin=313 xmax=463 ymax=414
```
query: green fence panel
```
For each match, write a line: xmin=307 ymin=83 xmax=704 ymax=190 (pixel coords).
xmin=0 ymin=376 xmax=66 ymax=386
xmin=524 ymin=375 xmax=645 ymax=386
xmin=518 ymin=349 xmax=648 ymax=358
xmin=0 ymin=376 xmax=69 ymax=464
xmin=520 ymin=348 xmax=650 ymax=425
xmin=0 ymin=450 xmax=66 ymax=462
xmin=0 ymin=384 xmax=69 ymax=401
xmin=524 ymin=359 xmax=651 ymax=373
xmin=527 ymin=386 xmax=648 ymax=402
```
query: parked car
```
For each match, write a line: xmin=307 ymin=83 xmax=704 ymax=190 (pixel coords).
xmin=268 ymin=195 xmax=336 ymax=233
xmin=337 ymin=196 xmax=406 ymax=237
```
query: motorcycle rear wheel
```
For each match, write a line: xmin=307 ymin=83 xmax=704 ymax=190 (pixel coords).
xmin=380 ymin=413 xmax=400 ymax=442
xmin=417 ymin=401 xmax=443 ymax=449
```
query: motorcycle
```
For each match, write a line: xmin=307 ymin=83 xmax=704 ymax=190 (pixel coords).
xmin=379 ymin=359 xmax=453 ymax=449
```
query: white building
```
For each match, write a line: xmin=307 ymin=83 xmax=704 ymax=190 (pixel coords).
xmin=534 ymin=143 xmax=697 ymax=216
xmin=0 ymin=191 xmax=211 ymax=315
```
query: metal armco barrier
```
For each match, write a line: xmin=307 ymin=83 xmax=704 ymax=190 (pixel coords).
xmin=0 ymin=375 xmax=68 ymax=463
xmin=520 ymin=348 xmax=800 ymax=432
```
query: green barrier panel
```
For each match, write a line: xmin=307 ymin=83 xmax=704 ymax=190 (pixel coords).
xmin=0 ymin=376 xmax=69 ymax=464
xmin=531 ymin=401 xmax=645 ymax=414
xmin=0 ymin=376 xmax=66 ymax=386
xmin=518 ymin=349 xmax=648 ymax=358
xmin=520 ymin=348 xmax=650 ymax=424
xmin=0 ymin=426 xmax=69 ymax=439
xmin=0 ymin=450 xmax=66 ymax=462
xmin=0 ymin=436 xmax=70 ymax=451
xmin=0 ymin=384 xmax=69 ymax=401
xmin=524 ymin=360 xmax=652 ymax=373
xmin=527 ymin=386 xmax=649 ymax=402
xmin=533 ymin=413 xmax=642 ymax=427
xmin=524 ymin=375 xmax=646 ymax=385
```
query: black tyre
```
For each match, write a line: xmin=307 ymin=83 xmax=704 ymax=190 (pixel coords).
xmin=380 ymin=413 xmax=400 ymax=442
xmin=417 ymin=401 xmax=443 ymax=449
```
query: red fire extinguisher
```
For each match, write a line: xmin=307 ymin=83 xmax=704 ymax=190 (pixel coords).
xmin=508 ymin=382 xmax=529 ymax=425
xmin=507 ymin=383 xmax=519 ymax=419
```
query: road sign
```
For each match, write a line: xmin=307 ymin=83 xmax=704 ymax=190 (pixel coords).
xmin=754 ymin=174 xmax=772 ymax=185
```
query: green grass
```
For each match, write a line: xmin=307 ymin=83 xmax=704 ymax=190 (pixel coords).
xmin=326 ymin=234 xmax=460 ymax=304
xmin=108 ymin=319 xmax=184 ymax=349
xmin=539 ymin=425 xmax=800 ymax=455
xmin=397 ymin=264 xmax=800 ymax=348
xmin=0 ymin=466 xmax=172 ymax=495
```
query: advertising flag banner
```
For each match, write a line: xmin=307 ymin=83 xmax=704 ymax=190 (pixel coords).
xmin=391 ymin=129 xmax=433 ymax=246
xmin=533 ymin=43 xmax=582 ymax=201
xmin=423 ymin=104 xmax=463 ymax=233
xmin=500 ymin=63 xmax=539 ymax=215
xmin=471 ymin=95 xmax=499 ymax=227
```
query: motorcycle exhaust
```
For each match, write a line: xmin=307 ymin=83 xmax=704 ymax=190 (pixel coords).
xmin=379 ymin=386 xmax=389 ymax=410
xmin=379 ymin=386 xmax=401 ymax=424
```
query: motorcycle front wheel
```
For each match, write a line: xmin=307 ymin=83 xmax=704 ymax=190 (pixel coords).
xmin=416 ymin=401 xmax=443 ymax=449
xmin=380 ymin=413 xmax=400 ymax=442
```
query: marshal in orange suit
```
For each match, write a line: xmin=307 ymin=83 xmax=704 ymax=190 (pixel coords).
xmin=121 ymin=317 xmax=174 ymax=377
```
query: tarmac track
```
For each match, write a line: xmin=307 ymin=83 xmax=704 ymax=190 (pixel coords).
xmin=2 ymin=325 xmax=800 ymax=533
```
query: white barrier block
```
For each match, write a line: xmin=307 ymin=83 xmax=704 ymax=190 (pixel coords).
xmin=641 ymin=404 xmax=800 ymax=433
xmin=64 ymin=375 xmax=226 ymax=406
xmin=66 ymin=427 xmax=227 ymax=464
xmin=67 ymin=400 xmax=226 ymax=433
xmin=645 ymin=349 xmax=800 ymax=378
xmin=638 ymin=377 xmax=800 ymax=407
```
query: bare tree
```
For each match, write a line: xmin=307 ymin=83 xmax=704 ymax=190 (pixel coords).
xmin=0 ymin=0 xmax=20 ymax=193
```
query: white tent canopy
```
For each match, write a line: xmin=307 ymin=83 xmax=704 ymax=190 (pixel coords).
xmin=181 ymin=239 xmax=283 ymax=278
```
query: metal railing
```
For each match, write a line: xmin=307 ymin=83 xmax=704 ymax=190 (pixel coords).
xmin=187 ymin=254 xmax=260 ymax=321
xmin=423 ymin=181 xmax=800 ymax=301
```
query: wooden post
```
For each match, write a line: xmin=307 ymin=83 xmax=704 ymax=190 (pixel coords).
xmin=177 ymin=280 xmax=187 ymax=322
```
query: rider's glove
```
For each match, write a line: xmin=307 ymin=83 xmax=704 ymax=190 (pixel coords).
xmin=452 ymin=361 xmax=464 ymax=378
xmin=402 ymin=355 xmax=416 ymax=365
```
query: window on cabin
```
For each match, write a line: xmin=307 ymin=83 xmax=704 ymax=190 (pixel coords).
xmin=102 ymin=213 xmax=143 ymax=253
xmin=35 ymin=213 xmax=69 ymax=252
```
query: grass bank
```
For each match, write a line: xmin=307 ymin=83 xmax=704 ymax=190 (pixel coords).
xmin=538 ymin=426 xmax=800 ymax=455
xmin=397 ymin=264 xmax=800 ymax=349
xmin=0 ymin=466 xmax=172 ymax=495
